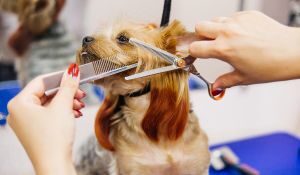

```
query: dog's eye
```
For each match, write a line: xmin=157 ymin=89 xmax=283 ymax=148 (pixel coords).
xmin=117 ymin=35 xmax=129 ymax=44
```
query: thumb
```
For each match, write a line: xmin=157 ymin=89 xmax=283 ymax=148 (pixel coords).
xmin=50 ymin=63 xmax=80 ymax=109
xmin=213 ymin=71 xmax=242 ymax=89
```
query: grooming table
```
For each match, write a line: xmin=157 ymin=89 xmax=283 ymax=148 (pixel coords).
xmin=209 ymin=132 xmax=300 ymax=175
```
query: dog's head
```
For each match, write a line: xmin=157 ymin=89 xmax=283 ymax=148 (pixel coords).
xmin=77 ymin=20 xmax=192 ymax=151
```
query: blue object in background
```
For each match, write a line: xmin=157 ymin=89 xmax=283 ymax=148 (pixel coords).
xmin=189 ymin=75 xmax=206 ymax=90
xmin=93 ymin=85 xmax=105 ymax=102
xmin=210 ymin=132 xmax=300 ymax=175
xmin=0 ymin=81 xmax=21 ymax=126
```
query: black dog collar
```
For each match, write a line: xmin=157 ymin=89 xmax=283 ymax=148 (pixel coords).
xmin=126 ymin=84 xmax=151 ymax=97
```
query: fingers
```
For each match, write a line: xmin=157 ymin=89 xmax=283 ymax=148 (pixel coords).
xmin=191 ymin=20 xmax=233 ymax=61
xmin=195 ymin=21 xmax=223 ymax=39
xmin=73 ymin=99 xmax=85 ymax=110
xmin=75 ymin=89 xmax=86 ymax=99
xmin=213 ymin=71 xmax=243 ymax=89
xmin=18 ymin=76 xmax=47 ymax=105
xmin=41 ymin=89 xmax=86 ymax=105
xmin=50 ymin=63 xmax=80 ymax=109
xmin=212 ymin=17 xmax=231 ymax=23
xmin=189 ymin=40 xmax=218 ymax=58
xmin=74 ymin=110 xmax=83 ymax=118
xmin=73 ymin=99 xmax=85 ymax=118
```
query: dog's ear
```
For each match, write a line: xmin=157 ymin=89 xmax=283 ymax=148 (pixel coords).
xmin=94 ymin=93 xmax=120 ymax=151
xmin=140 ymin=20 xmax=191 ymax=142
xmin=142 ymin=71 xmax=190 ymax=142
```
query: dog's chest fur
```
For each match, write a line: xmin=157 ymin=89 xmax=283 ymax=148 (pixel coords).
xmin=76 ymin=94 xmax=210 ymax=175
xmin=109 ymin=94 xmax=210 ymax=175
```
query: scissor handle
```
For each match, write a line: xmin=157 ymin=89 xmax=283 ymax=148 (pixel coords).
xmin=188 ymin=65 xmax=225 ymax=100
xmin=207 ymin=84 xmax=225 ymax=100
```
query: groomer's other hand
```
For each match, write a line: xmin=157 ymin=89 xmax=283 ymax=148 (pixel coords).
xmin=190 ymin=11 xmax=300 ymax=89
xmin=7 ymin=63 xmax=84 ymax=175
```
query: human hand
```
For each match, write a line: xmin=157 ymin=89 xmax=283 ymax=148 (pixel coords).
xmin=7 ymin=63 xmax=84 ymax=175
xmin=189 ymin=11 xmax=300 ymax=89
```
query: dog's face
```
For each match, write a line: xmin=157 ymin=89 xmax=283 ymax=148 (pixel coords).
xmin=77 ymin=20 xmax=193 ymax=151
xmin=76 ymin=20 xmax=188 ymax=95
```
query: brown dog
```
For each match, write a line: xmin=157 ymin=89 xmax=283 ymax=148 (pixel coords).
xmin=76 ymin=20 xmax=210 ymax=175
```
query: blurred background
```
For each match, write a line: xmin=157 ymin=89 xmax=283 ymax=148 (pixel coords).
xmin=0 ymin=0 xmax=300 ymax=174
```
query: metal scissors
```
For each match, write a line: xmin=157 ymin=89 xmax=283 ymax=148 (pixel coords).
xmin=125 ymin=38 xmax=225 ymax=100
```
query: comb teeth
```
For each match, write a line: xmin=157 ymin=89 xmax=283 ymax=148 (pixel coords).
xmin=92 ymin=59 xmax=122 ymax=74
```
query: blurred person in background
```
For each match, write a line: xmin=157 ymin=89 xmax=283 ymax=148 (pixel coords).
xmin=0 ymin=12 xmax=17 ymax=81
xmin=0 ymin=0 xmax=76 ymax=86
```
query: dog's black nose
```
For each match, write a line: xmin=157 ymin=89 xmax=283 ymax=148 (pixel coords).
xmin=82 ymin=36 xmax=94 ymax=46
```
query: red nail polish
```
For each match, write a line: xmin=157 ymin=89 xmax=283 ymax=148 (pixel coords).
xmin=67 ymin=63 xmax=79 ymax=78
xmin=212 ymin=88 xmax=224 ymax=96
xmin=73 ymin=64 xmax=79 ymax=78
xmin=68 ymin=63 xmax=75 ymax=75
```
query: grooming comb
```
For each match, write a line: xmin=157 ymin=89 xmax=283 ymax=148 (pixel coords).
xmin=43 ymin=58 xmax=137 ymax=96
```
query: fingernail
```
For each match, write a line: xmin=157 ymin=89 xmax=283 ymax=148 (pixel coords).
xmin=67 ymin=63 xmax=75 ymax=76
xmin=80 ymin=101 xmax=85 ymax=108
xmin=73 ymin=64 xmax=79 ymax=78
xmin=212 ymin=88 xmax=224 ymax=96
xmin=76 ymin=110 xmax=82 ymax=116
xmin=82 ymin=91 xmax=86 ymax=98
xmin=67 ymin=63 xmax=79 ymax=78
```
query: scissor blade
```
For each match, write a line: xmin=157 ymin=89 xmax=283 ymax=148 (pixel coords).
xmin=125 ymin=65 xmax=179 ymax=80
xmin=129 ymin=38 xmax=178 ymax=65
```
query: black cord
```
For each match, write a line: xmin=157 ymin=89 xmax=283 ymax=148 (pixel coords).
xmin=239 ymin=0 xmax=245 ymax=11
xmin=160 ymin=0 xmax=172 ymax=27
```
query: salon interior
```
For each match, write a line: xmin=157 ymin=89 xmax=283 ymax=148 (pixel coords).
xmin=0 ymin=0 xmax=300 ymax=174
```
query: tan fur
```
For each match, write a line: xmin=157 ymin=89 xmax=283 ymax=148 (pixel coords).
xmin=77 ymin=20 xmax=210 ymax=175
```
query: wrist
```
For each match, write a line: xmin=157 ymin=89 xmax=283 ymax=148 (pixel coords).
xmin=33 ymin=154 xmax=76 ymax=175
xmin=282 ymin=26 xmax=300 ymax=80
xmin=291 ymin=27 xmax=300 ymax=78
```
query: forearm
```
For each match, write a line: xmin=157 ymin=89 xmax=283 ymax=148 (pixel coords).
xmin=33 ymin=156 xmax=77 ymax=175
xmin=27 ymin=148 xmax=77 ymax=175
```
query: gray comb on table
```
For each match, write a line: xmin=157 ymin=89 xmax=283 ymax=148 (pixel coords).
xmin=43 ymin=59 xmax=138 ymax=96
